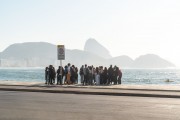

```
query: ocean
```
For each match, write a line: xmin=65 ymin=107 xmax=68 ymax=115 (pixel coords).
xmin=0 ymin=68 xmax=180 ymax=85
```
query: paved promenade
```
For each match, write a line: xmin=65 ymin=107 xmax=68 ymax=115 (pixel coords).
xmin=1 ymin=90 xmax=180 ymax=120
xmin=1 ymin=83 xmax=180 ymax=120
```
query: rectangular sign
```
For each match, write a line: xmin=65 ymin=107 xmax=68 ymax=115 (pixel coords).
xmin=57 ymin=45 xmax=65 ymax=60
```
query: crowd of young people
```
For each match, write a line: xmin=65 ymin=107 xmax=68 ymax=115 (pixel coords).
xmin=45 ymin=63 xmax=122 ymax=85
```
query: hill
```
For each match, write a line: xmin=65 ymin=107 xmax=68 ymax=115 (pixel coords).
xmin=65 ymin=49 xmax=106 ymax=67
xmin=0 ymin=42 xmax=107 ymax=67
xmin=1 ymin=42 xmax=56 ymax=59
xmin=131 ymin=54 xmax=175 ymax=68
xmin=0 ymin=41 xmax=176 ymax=68
xmin=84 ymin=38 xmax=112 ymax=59
xmin=109 ymin=55 xmax=134 ymax=68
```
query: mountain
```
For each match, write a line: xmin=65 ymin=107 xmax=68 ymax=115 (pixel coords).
xmin=131 ymin=54 xmax=175 ymax=68
xmin=84 ymin=38 xmax=112 ymax=59
xmin=0 ymin=42 xmax=57 ymax=67
xmin=65 ymin=49 xmax=106 ymax=67
xmin=109 ymin=55 xmax=134 ymax=68
xmin=0 ymin=41 xmax=176 ymax=68
xmin=0 ymin=42 xmax=107 ymax=67
xmin=1 ymin=42 xmax=56 ymax=59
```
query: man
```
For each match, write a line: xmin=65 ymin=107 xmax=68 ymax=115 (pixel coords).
xmin=79 ymin=65 xmax=84 ymax=84
xmin=83 ymin=64 xmax=89 ymax=85
xmin=117 ymin=67 xmax=122 ymax=84
xmin=57 ymin=66 xmax=64 ymax=85
xmin=66 ymin=63 xmax=71 ymax=84
xmin=108 ymin=65 xmax=113 ymax=84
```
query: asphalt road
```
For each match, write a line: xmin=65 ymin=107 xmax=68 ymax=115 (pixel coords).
xmin=0 ymin=91 xmax=180 ymax=120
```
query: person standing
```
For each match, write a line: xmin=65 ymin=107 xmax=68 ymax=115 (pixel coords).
xmin=52 ymin=66 xmax=56 ymax=84
xmin=67 ymin=63 xmax=71 ymax=84
xmin=48 ymin=65 xmax=53 ymax=85
xmin=70 ymin=65 xmax=76 ymax=84
xmin=95 ymin=67 xmax=100 ymax=85
xmin=57 ymin=66 xmax=64 ymax=85
xmin=75 ymin=67 xmax=78 ymax=84
xmin=79 ymin=65 xmax=84 ymax=84
xmin=113 ymin=66 xmax=118 ymax=85
xmin=103 ymin=67 xmax=108 ymax=85
xmin=64 ymin=65 xmax=68 ymax=84
xmin=100 ymin=66 xmax=104 ymax=85
xmin=83 ymin=64 xmax=88 ymax=85
xmin=45 ymin=67 xmax=49 ymax=84
xmin=108 ymin=65 xmax=113 ymax=84
xmin=89 ymin=66 xmax=93 ymax=85
xmin=117 ymin=67 xmax=122 ymax=84
xmin=92 ymin=67 xmax=96 ymax=84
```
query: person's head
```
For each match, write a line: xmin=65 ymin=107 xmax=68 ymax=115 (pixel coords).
xmin=85 ymin=64 xmax=87 ymax=67
xmin=116 ymin=67 xmax=119 ymax=70
xmin=96 ymin=67 xmax=98 ymax=70
xmin=68 ymin=63 xmax=71 ymax=66
xmin=49 ymin=65 xmax=52 ymax=68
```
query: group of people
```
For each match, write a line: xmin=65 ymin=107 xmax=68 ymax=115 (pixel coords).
xmin=45 ymin=63 xmax=122 ymax=86
xmin=45 ymin=63 xmax=78 ymax=85
xmin=79 ymin=64 xmax=122 ymax=85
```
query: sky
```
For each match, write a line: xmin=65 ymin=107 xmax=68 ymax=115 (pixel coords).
xmin=0 ymin=0 xmax=180 ymax=66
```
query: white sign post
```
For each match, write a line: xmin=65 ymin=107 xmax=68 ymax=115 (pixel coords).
xmin=57 ymin=45 xmax=65 ymax=83
xmin=57 ymin=45 xmax=65 ymax=60
xmin=57 ymin=45 xmax=65 ymax=65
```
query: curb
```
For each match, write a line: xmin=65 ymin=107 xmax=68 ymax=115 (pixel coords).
xmin=1 ymin=84 xmax=180 ymax=92
xmin=0 ymin=87 xmax=180 ymax=98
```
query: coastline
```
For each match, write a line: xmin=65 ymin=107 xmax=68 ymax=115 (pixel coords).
xmin=1 ymin=80 xmax=180 ymax=91
xmin=0 ymin=81 xmax=43 ymax=86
